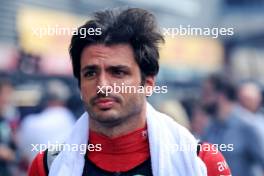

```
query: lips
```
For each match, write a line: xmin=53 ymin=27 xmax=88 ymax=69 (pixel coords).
xmin=94 ymin=98 xmax=116 ymax=109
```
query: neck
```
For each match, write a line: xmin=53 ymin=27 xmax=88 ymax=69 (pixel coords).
xmin=89 ymin=102 xmax=147 ymax=138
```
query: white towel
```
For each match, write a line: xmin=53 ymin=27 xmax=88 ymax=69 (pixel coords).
xmin=49 ymin=102 xmax=207 ymax=176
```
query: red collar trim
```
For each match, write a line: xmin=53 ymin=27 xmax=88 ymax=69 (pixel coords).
xmin=88 ymin=126 xmax=150 ymax=172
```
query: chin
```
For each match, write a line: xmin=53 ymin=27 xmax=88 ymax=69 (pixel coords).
xmin=93 ymin=110 xmax=122 ymax=124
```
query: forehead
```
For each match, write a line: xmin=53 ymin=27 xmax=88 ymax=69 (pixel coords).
xmin=80 ymin=44 xmax=136 ymax=67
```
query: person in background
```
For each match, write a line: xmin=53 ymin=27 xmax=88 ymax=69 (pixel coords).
xmin=238 ymin=82 xmax=263 ymax=114
xmin=18 ymin=80 xmax=75 ymax=163
xmin=0 ymin=78 xmax=17 ymax=176
xmin=238 ymin=82 xmax=264 ymax=176
xmin=190 ymin=104 xmax=210 ymax=139
xmin=202 ymin=74 xmax=264 ymax=176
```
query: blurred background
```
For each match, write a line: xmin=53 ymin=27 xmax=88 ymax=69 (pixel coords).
xmin=0 ymin=0 xmax=264 ymax=175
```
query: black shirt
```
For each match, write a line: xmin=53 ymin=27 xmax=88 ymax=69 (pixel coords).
xmin=82 ymin=157 xmax=153 ymax=176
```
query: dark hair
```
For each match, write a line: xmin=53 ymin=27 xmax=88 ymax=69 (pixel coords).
xmin=208 ymin=74 xmax=237 ymax=101
xmin=69 ymin=8 xmax=164 ymax=85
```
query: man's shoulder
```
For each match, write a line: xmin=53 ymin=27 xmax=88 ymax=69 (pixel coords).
xmin=28 ymin=152 xmax=47 ymax=176
xmin=28 ymin=147 xmax=63 ymax=176
xmin=198 ymin=143 xmax=232 ymax=176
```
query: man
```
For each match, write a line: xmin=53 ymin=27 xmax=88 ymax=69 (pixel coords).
xmin=202 ymin=75 xmax=264 ymax=176
xmin=238 ymin=82 xmax=264 ymax=175
xmin=19 ymin=79 xmax=75 ymax=162
xmin=0 ymin=79 xmax=17 ymax=176
xmin=29 ymin=8 xmax=206 ymax=176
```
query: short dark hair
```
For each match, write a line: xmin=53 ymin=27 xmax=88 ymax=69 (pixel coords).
xmin=208 ymin=74 xmax=237 ymax=101
xmin=69 ymin=8 xmax=164 ymax=85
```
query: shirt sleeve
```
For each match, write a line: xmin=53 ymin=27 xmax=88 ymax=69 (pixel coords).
xmin=28 ymin=152 xmax=47 ymax=176
xmin=198 ymin=143 xmax=232 ymax=176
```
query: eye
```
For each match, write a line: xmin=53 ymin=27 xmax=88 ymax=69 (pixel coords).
xmin=112 ymin=69 xmax=126 ymax=77
xmin=84 ymin=70 xmax=96 ymax=78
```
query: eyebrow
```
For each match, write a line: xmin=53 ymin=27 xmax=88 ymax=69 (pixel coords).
xmin=81 ymin=65 xmax=99 ymax=74
xmin=106 ymin=65 xmax=130 ymax=71
xmin=81 ymin=64 xmax=130 ymax=73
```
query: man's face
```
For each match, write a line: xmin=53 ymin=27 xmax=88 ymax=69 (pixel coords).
xmin=80 ymin=44 xmax=154 ymax=126
xmin=238 ymin=85 xmax=262 ymax=113
xmin=201 ymin=80 xmax=217 ymax=106
xmin=201 ymin=80 xmax=218 ymax=116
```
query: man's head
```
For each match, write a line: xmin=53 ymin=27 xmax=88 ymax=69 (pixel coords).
xmin=45 ymin=80 xmax=70 ymax=107
xmin=69 ymin=8 xmax=164 ymax=127
xmin=238 ymin=82 xmax=262 ymax=113
xmin=201 ymin=74 xmax=237 ymax=116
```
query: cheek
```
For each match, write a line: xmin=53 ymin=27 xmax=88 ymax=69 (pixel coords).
xmin=80 ymin=82 xmax=96 ymax=100
xmin=123 ymin=89 xmax=145 ymax=104
xmin=121 ymin=74 xmax=142 ymax=86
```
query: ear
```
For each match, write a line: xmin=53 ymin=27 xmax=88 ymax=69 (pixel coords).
xmin=144 ymin=76 xmax=155 ymax=97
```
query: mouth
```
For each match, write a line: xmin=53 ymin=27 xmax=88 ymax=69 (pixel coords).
xmin=94 ymin=98 xmax=117 ymax=110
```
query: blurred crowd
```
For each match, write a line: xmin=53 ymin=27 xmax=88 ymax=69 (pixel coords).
xmin=0 ymin=70 xmax=264 ymax=176
xmin=0 ymin=74 xmax=78 ymax=176
xmin=157 ymin=74 xmax=264 ymax=176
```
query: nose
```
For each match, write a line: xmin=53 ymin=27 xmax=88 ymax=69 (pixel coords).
xmin=96 ymin=72 xmax=112 ymax=95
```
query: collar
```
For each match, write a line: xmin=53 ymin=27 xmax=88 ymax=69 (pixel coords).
xmin=87 ymin=126 xmax=150 ymax=172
